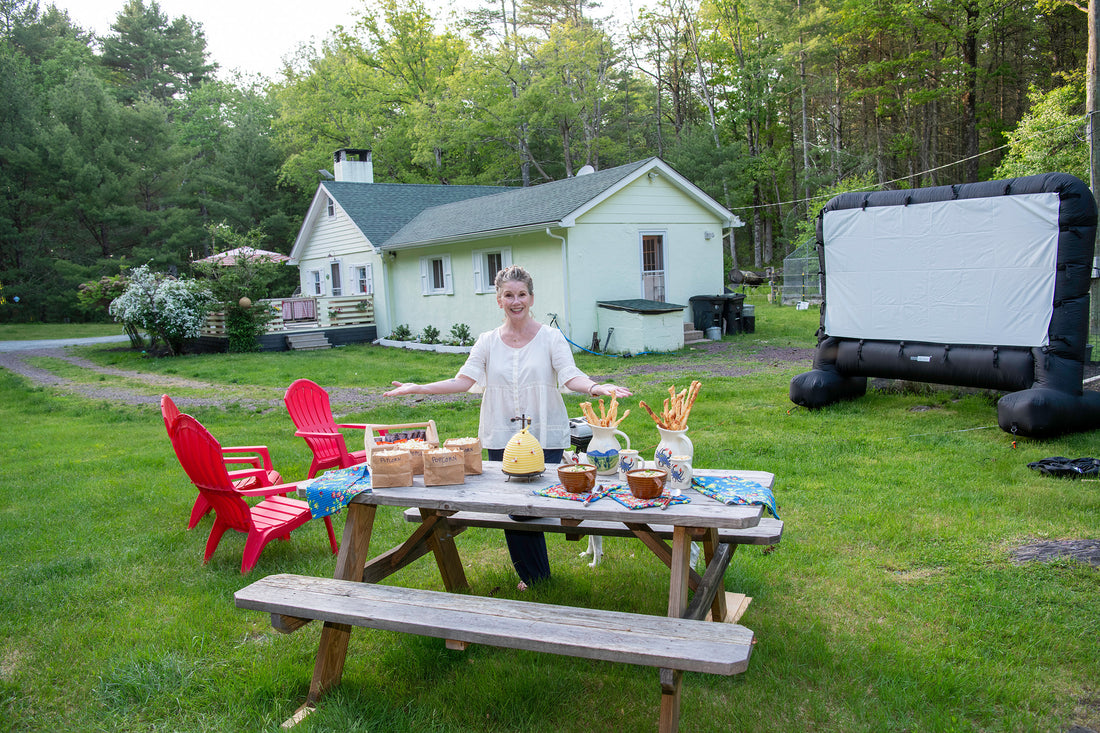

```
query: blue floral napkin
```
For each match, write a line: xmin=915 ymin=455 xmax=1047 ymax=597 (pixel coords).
xmin=607 ymin=485 xmax=691 ymax=510
xmin=301 ymin=464 xmax=371 ymax=518
xmin=691 ymin=475 xmax=779 ymax=518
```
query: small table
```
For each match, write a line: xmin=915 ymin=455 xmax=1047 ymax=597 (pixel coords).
xmin=306 ymin=462 xmax=774 ymax=720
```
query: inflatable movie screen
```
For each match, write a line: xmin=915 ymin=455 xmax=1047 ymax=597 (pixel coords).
xmin=789 ymin=173 xmax=1100 ymax=438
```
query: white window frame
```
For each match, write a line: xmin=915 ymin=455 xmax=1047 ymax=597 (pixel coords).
xmin=472 ymin=247 xmax=513 ymax=293
xmin=308 ymin=269 xmax=323 ymax=296
xmin=351 ymin=263 xmax=373 ymax=295
xmin=640 ymin=231 xmax=667 ymax=301
xmin=329 ymin=260 xmax=343 ymax=297
xmin=419 ymin=254 xmax=453 ymax=295
xmin=326 ymin=196 xmax=335 ymax=217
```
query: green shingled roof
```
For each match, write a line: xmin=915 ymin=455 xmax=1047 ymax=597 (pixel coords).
xmin=321 ymin=181 xmax=509 ymax=246
xmin=383 ymin=159 xmax=653 ymax=248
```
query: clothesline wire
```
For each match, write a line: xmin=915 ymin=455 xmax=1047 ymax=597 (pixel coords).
xmin=730 ymin=113 xmax=1090 ymax=214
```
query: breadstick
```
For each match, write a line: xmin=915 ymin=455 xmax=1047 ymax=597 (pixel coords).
xmin=639 ymin=400 xmax=667 ymax=429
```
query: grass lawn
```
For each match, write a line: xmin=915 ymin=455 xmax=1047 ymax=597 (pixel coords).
xmin=0 ymin=322 xmax=125 ymax=341
xmin=1 ymin=295 xmax=1098 ymax=732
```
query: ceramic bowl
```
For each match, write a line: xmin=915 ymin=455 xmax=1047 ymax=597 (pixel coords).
xmin=626 ymin=468 xmax=667 ymax=499
xmin=557 ymin=463 xmax=597 ymax=493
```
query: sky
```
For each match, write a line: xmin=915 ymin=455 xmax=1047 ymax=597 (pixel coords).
xmin=61 ymin=0 xmax=636 ymax=81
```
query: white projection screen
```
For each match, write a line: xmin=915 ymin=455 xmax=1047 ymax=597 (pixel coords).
xmin=821 ymin=193 xmax=1061 ymax=347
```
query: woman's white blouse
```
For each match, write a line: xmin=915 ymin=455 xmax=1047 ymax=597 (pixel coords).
xmin=458 ymin=325 xmax=586 ymax=450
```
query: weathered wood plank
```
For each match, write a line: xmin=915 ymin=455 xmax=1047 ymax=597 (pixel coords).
xmin=401 ymin=508 xmax=783 ymax=545
xmin=235 ymin=574 xmax=754 ymax=676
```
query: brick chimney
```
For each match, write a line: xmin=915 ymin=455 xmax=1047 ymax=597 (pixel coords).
xmin=333 ymin=148 xmax=373 ymax=183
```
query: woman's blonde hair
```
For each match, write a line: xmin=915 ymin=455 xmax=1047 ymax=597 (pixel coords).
xmin=494 ymin=265 xmax=534 ymax=294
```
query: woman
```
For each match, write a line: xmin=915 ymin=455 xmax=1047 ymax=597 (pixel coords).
xmin=384 ymin=265 xmax=631 ymax=589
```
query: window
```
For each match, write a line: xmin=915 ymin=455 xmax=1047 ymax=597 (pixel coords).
xmin=641 ymin=234 xmax=666 ymax=301
xmin=472 ymin=248 xmax=513 ymax=293
xmin=330 ymin=261 xmax=342 ymax=296
xmin=419 ymin=255 xmax=453 ymax=295
xmin=326 ymin=196 xmax=335 ymax=217
xmin=352 ymin=264 xmax=373 ymax=295
xmin=309 ymin=270 xmax=323 ymax=296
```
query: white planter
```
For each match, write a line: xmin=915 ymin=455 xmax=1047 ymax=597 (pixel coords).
xmin=375 ymin=338 xmax=471 ymax=354
xmin=434 ymin=343 xmax=473 ymax=354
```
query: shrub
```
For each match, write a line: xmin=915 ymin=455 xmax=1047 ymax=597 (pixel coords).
xmin=109 ymin=265 xmax=215 ymax=355
xmin=391 ymin=324 xmax=412 ymax=341
xmin=450 ymin=323 xmax=472 ymax=346
xmin=422 ymin=325 xmax=440 ymax=344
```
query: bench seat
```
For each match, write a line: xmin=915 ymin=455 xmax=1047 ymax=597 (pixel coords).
xmin=403 ymin=507 xmax=783 ymax=545
xmin=235 ymin=573 xmax=754 ymax=676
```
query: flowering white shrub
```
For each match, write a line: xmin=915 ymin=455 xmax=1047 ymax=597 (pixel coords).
xmin=110 ymin=264 xmax=215 ymax=355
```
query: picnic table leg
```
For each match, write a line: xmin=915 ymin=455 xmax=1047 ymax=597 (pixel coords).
xmin=307 ymin=502 xmax=377 ymax=705
xmin=658 ymin=525 xmax=692 ymax=732
xmin=701 ymin=528 xmax=729 ymax=622
xmin=421 ymin=508 xmax=469 ymax=592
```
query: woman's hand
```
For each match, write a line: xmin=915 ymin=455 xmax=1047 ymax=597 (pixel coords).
xmin=591 ymin=382 xmax=632 ymax=398
xmin=383 ymin=381 xmax=419 ymax=397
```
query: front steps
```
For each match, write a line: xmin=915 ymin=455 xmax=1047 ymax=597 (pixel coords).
xmin=286 ymin=332 xmax=332 ymax=350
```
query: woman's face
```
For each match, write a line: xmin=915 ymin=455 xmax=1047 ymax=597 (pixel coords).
xmin=497 ymin=279 xmax=533 ymax=323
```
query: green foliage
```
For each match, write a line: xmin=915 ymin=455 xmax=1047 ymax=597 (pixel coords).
xmin=391 ymin=323 xmax=413 ymax=341
xmin=420 ymin=324 xmax=440 ymax=344
xmin=993 ymin=75 xmax=1087 ymax=181
xmin=224 ymin=301 xmax=274 ymax=353
xmin=450 ymin=322 xmax=472 ymax=346
xmin=99 ymin=0 xmax=216 ymax=104
xmin=109 ymin=264 xmax=215 ymax=355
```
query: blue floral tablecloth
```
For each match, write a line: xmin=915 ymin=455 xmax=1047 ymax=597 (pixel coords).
xmin=691 ymin=475 xmax=779 ymax=518
xmin=300 ymin=464 xmax=371 ymax=518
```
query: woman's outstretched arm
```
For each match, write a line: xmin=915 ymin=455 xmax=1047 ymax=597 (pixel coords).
xmin=383 ymin=374 xmax=476 ymax=397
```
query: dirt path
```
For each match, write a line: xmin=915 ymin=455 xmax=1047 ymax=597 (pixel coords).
xmin=0 ymin=340 xmax=817 ymax=412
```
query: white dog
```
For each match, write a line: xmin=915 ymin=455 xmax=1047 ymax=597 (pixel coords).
xmin=579 ymin=536 xmax=603 ymax=567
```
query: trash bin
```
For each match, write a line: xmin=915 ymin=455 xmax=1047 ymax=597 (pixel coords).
xmin=742 ymin=304 xmax=755 ymax=333
xmin=720 ymin=293 xmax=746 ymax=334
xmin=688 ymin=296 xmax=724 ymax=331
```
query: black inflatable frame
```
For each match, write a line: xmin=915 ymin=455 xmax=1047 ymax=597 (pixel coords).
xmin=790 ymin=173 xmax=1100 ymax=438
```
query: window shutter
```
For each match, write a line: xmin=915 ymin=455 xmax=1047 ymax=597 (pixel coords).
xmin=472 ymin=251 xmax=483 ymax=291
xmin=501 ymin=248 xmax=513 ymax=269
xmin=443 ymin=254 xmax=453 ymax=295
xmin=365 ymin=263 xmax=373 ymax=295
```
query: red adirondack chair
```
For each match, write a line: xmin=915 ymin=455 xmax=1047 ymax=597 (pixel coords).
xmin=161 ymin=395 xmax=284 ymax=529
xmin=284 ymin=379 xmax=369 ymax=478
xmin=169 ymin=414 xmax=338 ymax=573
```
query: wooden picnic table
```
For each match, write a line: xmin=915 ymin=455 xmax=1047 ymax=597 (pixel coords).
xmin=238 ymin=461 xmax=776 ymax=731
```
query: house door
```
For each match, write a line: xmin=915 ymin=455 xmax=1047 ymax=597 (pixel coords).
xmin=641 ymin=234 xmax=666 ymax=301
xmin=330 ymin=261 xmax=342 ymax=296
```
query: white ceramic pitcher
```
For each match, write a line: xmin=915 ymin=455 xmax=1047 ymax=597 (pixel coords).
xmin=586 ymin=424 xmax=630 ymax=475
xmin=654 ymin=426 xmax=693 ymax=472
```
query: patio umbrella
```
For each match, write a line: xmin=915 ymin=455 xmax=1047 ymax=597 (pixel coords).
xmin=194 ymin=247 xmax=290 ymax=266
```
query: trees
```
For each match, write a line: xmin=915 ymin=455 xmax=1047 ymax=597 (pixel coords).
xmin=100 ymin=0 xmax=215 ymax=103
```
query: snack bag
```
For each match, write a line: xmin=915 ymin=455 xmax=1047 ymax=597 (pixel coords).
xmin=369 ymin=449 xmax=413 ymax=488
xmin=444 ymin=436 xmax=483 ymax=475
xmin=402 ymin=439 xmax=433 ymax=475
xmin=423 ymin=447 xmax=465 ymax=486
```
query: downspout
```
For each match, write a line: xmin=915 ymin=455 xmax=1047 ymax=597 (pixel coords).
xmin=547 ymin=227 xmax=570 ymax=340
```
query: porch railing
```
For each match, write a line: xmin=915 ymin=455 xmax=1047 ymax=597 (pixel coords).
xmin=201 ymin=295 xmax=375 ymax=337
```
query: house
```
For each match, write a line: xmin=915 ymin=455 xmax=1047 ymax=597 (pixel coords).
xmin=288 ymin=149 xmax=742 ymax=353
